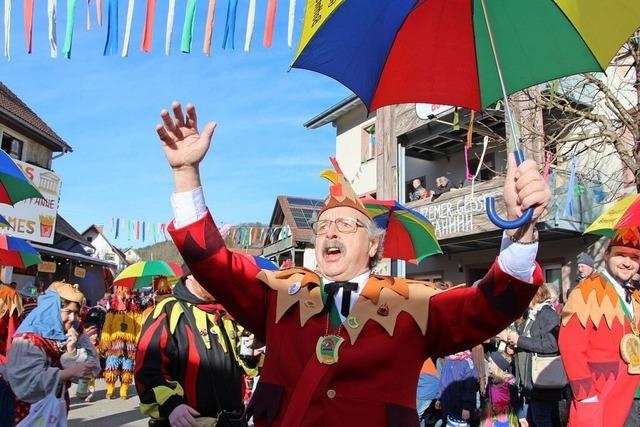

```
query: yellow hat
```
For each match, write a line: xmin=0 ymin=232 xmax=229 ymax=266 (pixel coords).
xmin=318 ymin=157 xmax=372 ymax=220
xmin=609 ymin=227 xmax=640 ymax=252
xmin=48 ymin=281 xmax=84 ymax=304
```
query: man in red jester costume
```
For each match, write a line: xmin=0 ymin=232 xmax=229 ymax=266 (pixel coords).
xmin=158 ymin=103 xmax=550 ymax=427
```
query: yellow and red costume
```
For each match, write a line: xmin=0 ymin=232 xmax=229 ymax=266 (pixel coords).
xmin=0 ymin=284 xmax=23 ymax=361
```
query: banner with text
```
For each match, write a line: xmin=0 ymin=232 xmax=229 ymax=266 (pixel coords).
xmin=0 ymin=160 xmax=61 ymax=244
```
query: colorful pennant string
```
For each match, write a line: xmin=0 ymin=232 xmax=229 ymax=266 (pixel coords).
xmin=203 ymin=0 xmax=216 ymax=55
xmin=222 ymin=0 xmax=238 ymax=50
xmin=103 ymin=0 xmax=118 ymax=55
xmin=24 ymin=0 xmax=34 ymax=53
xmin=141 ymin=0 xmax=156 ymax=52
xmin=263 ymin=0 xmax=277 ymax=48
xmin=244 ymin=0 xmax=255 ymax=52
xmin=86 ymin=0 xmax=90 ymax=30
xmin=48 ymin=0 xmax=57 ymax=57
xmin=114 ymin=218 xmax=120 ymax=239
xmin=180 ymin=0 xmax=196 ymax=53
xmin=165 ymin=0 xmax=175 ymax=55
xmin=4 ymin=0 xmax=11 ymax=59
xmin=62 ymin=0 xmax=77 ymax=59
xmin=95 ymin=0 xmax=101 ymax=26
xmin=287 ymin=0 xmax=295 ymax=48
xmin=121 ymin=0 xmax=135 ymax=57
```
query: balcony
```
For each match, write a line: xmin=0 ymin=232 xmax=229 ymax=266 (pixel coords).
xmin=405 ymin=172 xmax=602 ymax=253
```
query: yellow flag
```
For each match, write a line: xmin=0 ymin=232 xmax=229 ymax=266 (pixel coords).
xmin=293 ymin=0 xmax=345 ymax=63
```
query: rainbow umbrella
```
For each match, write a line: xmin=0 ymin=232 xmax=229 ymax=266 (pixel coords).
xmin=363 ymin=199 xmax=442 ymax=263
xmin=0 ymin=149 xmax=44 ymax=205
xmin=113 ymin=260 xmax=177 ymax=289
xmin=293 ymin=0 xmax=640 ymax=230
xmin=584 ymin=194 xmax=640 ymax=237
xmin=0 ymin=235 xmax=41 ymax=268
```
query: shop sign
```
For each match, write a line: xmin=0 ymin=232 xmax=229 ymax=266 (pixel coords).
xmin=38 ymin=261 xmax=57 ymax=273
xmin=416 ymin=103 xmax=454 ymax=121
xmin=0 ymin=160 xmax=61 ymax=244
xmin=74 ymin=267 xmax=86 ymax=278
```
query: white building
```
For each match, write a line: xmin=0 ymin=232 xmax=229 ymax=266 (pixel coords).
xmin=82 ymin=225 xmax=129 ymax=273
xmin=124 ymin=248 xmax=142 ymax=264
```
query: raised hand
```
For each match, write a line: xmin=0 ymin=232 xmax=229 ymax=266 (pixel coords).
xmin=156 ymin=102 xmax=217 ymax=192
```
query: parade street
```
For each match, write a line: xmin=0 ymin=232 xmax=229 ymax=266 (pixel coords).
xmin=68 ymin=381 xmax=147 ymax=427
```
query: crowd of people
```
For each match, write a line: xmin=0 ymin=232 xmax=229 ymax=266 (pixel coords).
xmin=409 ymin=176 xmax=453 ymax=202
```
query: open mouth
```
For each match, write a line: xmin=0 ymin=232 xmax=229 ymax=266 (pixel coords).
xmin=323 ymin=242 xmax=345 ymax=261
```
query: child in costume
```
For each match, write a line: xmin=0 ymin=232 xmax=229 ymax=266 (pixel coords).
xmin=481 ymin=351 xmax=520 ymax=427
xmin=437 ymin=350 xmax=478 ymax=427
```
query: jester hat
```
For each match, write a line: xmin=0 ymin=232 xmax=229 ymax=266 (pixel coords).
xmin=609 ymin=227 xmax=640 ymax=252
xmin=319 ymin=157 xmax=372 ymax=220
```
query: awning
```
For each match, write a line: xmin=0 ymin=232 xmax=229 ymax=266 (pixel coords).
xmin=31 ymin=243 xmax=117 ymax=268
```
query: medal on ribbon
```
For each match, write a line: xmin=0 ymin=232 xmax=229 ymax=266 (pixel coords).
xmin=316 ymin=335 xmax=344 ymax=365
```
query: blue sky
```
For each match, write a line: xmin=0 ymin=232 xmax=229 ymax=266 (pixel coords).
xmin=1 ymin=0 xmax=349 ymax=247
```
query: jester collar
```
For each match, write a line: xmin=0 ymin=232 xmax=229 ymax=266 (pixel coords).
xmin=256 ymin=268 xmax=440 ymax=344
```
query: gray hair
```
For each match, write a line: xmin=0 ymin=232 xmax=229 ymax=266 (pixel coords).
xmin=364 ymin=219 xmax=385 ymax=269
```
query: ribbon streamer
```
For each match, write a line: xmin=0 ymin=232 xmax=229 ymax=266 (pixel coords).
xmin=48 ymin=0 xmax=57 ymax=57
xmin=202 ymin=0 xmax=215 ymax=55
xmin=165 ymin=0 xmax=175 ymax=55
xmin=62 ymin=0 xmax=77 ymax=59
xmin=24 ymin=0 xmax=33 ymax=53
xmin=263 ymin=0 xmax=277 ymax=48
xmin=563 ymin=145 xmax=579 ymax=217
xmin=141 ymin=0 xmax=156 ymax=52
xmin=221 ymin=0 xmax=237 ymax=49
xmin=180 ymin=0 xmax=196 ymax=53
xmin=244 ymin=0 xmax=255 ymax=52
xmin=86 ymin=0 xmax=90 ymax=29
xmin=287 ymin=0 xmax=295 ymax=48
xmin=115 ymin=218 xmax=120 ymax=239
xmin=3 ymin=0 xmax=10 ymax=59
xmin=95 ymin=0 xmax=101 ymax=26
xmin=121 ymin=0 xmax=134 ymax=57
xmin=103 ymin=0 xmax=118 ymax=55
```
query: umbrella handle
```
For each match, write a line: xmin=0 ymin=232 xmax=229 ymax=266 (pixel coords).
xmin=485 ymin=149 xmax=535 ymax=229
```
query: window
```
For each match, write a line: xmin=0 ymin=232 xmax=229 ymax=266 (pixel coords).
xmin=543 ymin=263 xmax=563 ymax=301
xmin=105 ymin=253 xmax=115 ymax=261
xmin=361 ymin=123 xmax=376 ymax=162
xmin=1 ymin=133 xmax=23 ymax=160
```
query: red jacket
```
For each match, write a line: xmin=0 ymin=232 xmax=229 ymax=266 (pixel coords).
xmin=169 ymin=213 xmax=541 ymax=427
xmin=559 ymin=273 xmax=640 ymax=427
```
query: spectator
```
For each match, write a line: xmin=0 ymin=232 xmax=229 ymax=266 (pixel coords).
xmin=575 ymin=253 xmax=595 ymax=284
xmin=417 ymin=358 xmax=442 ymax=427
xmin=1 ymin=281 xmax=99 ymax=424
xmin=482 ymin=350 xmax=521 ymax=427
xmin=437 ymin=350 xmax=478 ymax=427
xmin=410 ymin=178 xmax=430 ymax=202
xmin=432 ymin=176 xmax=452 ymax=201
xmin=509 ymin=284 xmax=563 ymax=427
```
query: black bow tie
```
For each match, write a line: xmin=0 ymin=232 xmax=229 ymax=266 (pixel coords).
xmin=324 ymin=281 xmax=358 ymax=318
xmin=623 ymin=283 xmax=637 ymax=304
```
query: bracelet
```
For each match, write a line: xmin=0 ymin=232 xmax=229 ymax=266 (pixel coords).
xmin=508 ymin=230 xmax=539 ymax=245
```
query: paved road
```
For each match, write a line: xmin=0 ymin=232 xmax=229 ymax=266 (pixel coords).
xmin=68 ymin=380 xmax=148 ymax=427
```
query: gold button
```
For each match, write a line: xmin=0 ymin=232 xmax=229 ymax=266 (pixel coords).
xmin=326 ymin=389 xmax=336 ymax=399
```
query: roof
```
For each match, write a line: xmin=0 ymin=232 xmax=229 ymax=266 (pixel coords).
xmin=0 ymin=82 xmax=72 ymax=152
xmin=56 ymin=215 xmax=93 ymax=246
xmin=303 ymin=95 xmax=363 ymax=129
xmin=266 ymin=196 xmax=324 ymax=245
xmin=31 ymin=243 xmax=117 ymax=267
xmin=81 ymin=225 xmax=127 ymax=262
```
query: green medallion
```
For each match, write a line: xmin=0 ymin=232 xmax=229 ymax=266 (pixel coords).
xmin=316 ymin=335 xmax=345 ymax=365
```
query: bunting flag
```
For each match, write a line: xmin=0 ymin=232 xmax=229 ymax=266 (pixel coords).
xmin=141 ymin=0 xmax=156 ymax=52
xmin=287 ymin=0 xmax=295 ymax=48
xmin=202 ymin=0 xmax=215 ymax=55
xmin=244 ymin=0 xmax=255 ymax=52
xmin=564 ymin=146 xmax=579 ymax=218
xmin=222 ymin=0 xmax=237 ymax=50
xmin=121 ymin=0 xmax=135 ymax=57
xmin=48 ymin=0 xmax=58 ymax=57
xmin=110 ymin=217 xmax=115 ymax=233
xmin=165 ymin=0 xmax=175 ymax=55
xmin=263 ymin=0 xmax=276 ymax=48
xmin=103 ymin=0 xmax=118 ymax=55
xmin=4 ymin=0 xmax=10 ymax=59
xmin=86 ymin=0 xmax=90 ymax=30
xmin=24 ymin=0 xmax=34 ymax=53
xmin=115 ymin=218 xmax=120 ymax=239
xmin=180 ymin=0 xmax=196 ymax=53
xmin=135 ymin=220 xmax=140 ymax=240
xmin=142 ymin=221 xmax=146 ymax=241
xmin=95 ymin=0 xmax=101 ymax=26
xmin=62 ymin=0 xmax=77 ymax=58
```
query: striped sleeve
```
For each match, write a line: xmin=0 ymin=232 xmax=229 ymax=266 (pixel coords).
xmin=134 ymin=311 xmax=184 ymax=419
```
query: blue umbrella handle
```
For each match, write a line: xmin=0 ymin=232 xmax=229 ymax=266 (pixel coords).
xmin=485 ymin=149 xmax=535 ymax=229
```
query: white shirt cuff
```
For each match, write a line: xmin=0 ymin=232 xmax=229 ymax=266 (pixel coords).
xmin=171 ymin=187 xmax=207 ymax=228
xmin=497 ymin=231 xmax=538 ymax=283
xmin=580 ymin=396 xmax=599 ymax=403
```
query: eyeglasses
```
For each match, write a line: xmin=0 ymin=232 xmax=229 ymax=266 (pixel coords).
xmin=311 ymin=217 xmax=365 ymax=235
xmin=61 ymin=308 xmax=79 ymax=316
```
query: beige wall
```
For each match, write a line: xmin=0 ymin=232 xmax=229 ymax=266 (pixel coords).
xmin=335 ymin=106 xmax=377 ymax=196
xmin=0 ymin=124 xmax=53 ymax=169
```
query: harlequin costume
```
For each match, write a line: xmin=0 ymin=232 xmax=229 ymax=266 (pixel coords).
xmin=168 ymin=161 xmax=542 ymax=427
xmin=135 ymin=278 xmax=258 ymax=423
xmin=0 ymin=284 xmax=23 ymax=360
xmin=559 ymin=228 xmax=640 ymax=427
xmin=99 ymin=285 xmax=142 ymax=399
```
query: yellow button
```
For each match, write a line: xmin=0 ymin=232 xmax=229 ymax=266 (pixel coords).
xmin=326 ymin=389 xmax=336 ymax=399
